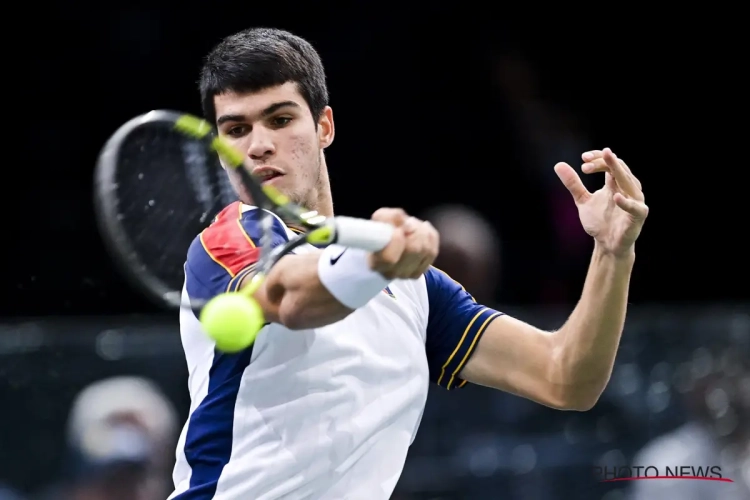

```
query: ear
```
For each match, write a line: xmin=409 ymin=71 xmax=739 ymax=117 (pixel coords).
xmin=318 ymin=106 xmax=335 ymax=149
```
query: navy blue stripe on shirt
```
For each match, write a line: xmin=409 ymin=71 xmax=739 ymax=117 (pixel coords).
xmin=173 ymin=349 xmax=253 ymax=499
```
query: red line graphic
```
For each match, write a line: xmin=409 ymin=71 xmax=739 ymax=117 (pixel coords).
xmin=601 ymin=476 xmax=734 ymax=483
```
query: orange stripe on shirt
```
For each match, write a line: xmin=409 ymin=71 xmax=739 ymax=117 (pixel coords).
xmin=200 ymin=201 xmax=260 ymax=277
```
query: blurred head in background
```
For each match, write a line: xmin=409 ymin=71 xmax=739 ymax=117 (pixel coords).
xmin=629 ymin=337 xmax=750 ymax=500
xmin=62 ymin=376 xmax=178 ymax=500
xmin=683 ymin=342 xmax=750 ymax=446
xmin=422 ymin=204 xmax=501 ymax=304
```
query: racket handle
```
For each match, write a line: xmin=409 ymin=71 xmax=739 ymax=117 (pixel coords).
xmin=334 ymin=216 xmax=394 ymax=252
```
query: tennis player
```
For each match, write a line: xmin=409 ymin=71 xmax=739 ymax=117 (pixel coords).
xmin=170 ymin=28 xmax=649 ymax=499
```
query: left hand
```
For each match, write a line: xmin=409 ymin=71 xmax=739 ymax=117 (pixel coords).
xmin=554 ymin=147 xmax=648 ymax=258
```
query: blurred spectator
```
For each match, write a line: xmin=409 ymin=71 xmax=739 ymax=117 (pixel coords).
xmin=36 ymin=376 xmax=178 ymax=500
xmin=0 ymin=484 xmax=25 ymax=500
xmin=422 ymin=204 xmax=501 ymax=304
xmin=628 ymin=343 xmax=750 ymax=500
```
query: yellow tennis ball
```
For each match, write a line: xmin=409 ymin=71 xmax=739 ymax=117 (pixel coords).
xmin=199 ymin=292 xmax=264 ymax=353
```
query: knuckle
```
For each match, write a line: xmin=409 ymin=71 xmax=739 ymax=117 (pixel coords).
xmin=392 ymin=208 xmax=407 ymax=219
xmin=404 ymin=216 xmax=421 ymax=232
xmin=410 ymin=234 xmax=433 ymax=256
xmin=372 ymin=207 xmax=407 ymax=222
xmin=405 ymin=241 xmax=423 ymax=257
xmin=390 ymin=229 xmax=406 ymax=249
xmin=371 ymin=208 xmax=388 ymax=221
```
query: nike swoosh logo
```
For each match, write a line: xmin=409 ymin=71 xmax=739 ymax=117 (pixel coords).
xmin=330 ymin=249 xmax=347 ymax=265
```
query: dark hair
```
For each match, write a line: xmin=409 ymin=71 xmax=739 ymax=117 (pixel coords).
xmin=199 ymin=27 xmax=329 ymax=125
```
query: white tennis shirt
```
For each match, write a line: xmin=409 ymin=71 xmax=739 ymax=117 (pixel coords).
xmin=169 ymin=201 xmax=502 ymax=499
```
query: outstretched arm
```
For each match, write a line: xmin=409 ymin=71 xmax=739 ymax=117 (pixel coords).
xmin=461 ymin=246 xmax=634 ymax=410
xmin=459 ymin=148 xmax=648 ymax=410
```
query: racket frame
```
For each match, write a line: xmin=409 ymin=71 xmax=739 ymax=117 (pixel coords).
xmin=94 ymin=110 xmax=358 ymax=310
xmin=94 ymin=111 xmax=191 ymax=308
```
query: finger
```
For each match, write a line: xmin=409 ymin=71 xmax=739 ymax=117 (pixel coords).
xmin=583 ymin=149 xmax=629 ymax=164
xmin=616 ymin=157 xmax=632 ymax=174
xmin=370 ymin=227 xmax=406 ymax=278
xmin=603 ymin=148 xmax=640 ymax=198
xmin=617 ymin=158 xmax=642 ymax=190
xmin=401 ymin=225 xmax=435 ymax=277
xmin=554 ymin=162 xmax=591 ymax=204
xmin=582 ymin=156 xmax=630 ymax=174
xmin=371 ymin=208 xmax=408 ymax=227
xmin=391 ymin=251 xmax=423 ymax=279
xmin=583 ymin=151 xmax=644 ymax=196
xmin=409 ymin=255 xmax=433 ymax=279
xmin=408 ymin=223 xmax=439 ymax=278
xmin=402 ymin=216 xmax=421 ymax=235
xmin=582 ymin=157 xmax=623 ymax=174
xmin=582 ymin=157 xmax=643 ymax=193
xmin=402 ymin=254 xmax=427 ymax=278
xmin=582 ymin=150 xmax=603 ymax=162
xmin=613 ymin=193 xmax=649 ymax=220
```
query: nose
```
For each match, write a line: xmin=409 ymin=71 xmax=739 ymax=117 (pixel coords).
xmin=247 ymin=128 xmax=276 ymax=160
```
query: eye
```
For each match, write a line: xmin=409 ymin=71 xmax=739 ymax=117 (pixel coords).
xmin=271 ymin=116 xmax=292 ymax=127
xmin=225 ymin=125 xmax=248 ymax=138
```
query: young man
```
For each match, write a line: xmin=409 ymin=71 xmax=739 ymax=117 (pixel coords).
xmin=171 ymin=28 xmax=649 ymax=499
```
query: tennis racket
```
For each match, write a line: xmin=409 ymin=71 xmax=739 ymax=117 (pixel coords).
xmin=94 ymin=109 xmax=394 ymax=316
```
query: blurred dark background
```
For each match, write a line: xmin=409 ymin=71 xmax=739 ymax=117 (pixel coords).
xmin=2 ymin=3 xmax=746 ymax=500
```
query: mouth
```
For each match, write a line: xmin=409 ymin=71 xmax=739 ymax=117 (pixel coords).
xmin=252 ymin=167 xmax=284 ymax=185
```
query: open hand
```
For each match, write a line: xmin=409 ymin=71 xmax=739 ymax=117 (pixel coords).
xmin=554 ymin=148 xmax=648 ymax=258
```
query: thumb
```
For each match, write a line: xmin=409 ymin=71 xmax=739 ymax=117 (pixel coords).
xmin=554 ymin=162 xmax=590 ymax=204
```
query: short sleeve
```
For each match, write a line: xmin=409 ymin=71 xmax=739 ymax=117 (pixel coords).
xmin=424 ymin=267 xmax=504 ymax=390
xmin=184 ymin=205 xmax=289 ymax=307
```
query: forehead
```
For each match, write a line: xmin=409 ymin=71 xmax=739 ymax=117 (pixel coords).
xmin=213 ymin=82 xmax=309 ymax=120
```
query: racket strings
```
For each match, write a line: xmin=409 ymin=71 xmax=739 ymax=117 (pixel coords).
xmin=107 ymin=121 xmax=232 ymax=296
xmin=96 ymin=111 xmax=339 ymax=312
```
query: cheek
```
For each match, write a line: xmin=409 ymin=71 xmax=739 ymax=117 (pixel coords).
xmin=288 ymin=132 xmax=317 ymax=164
xmin=227 ymin=169 xmax=250 ymax=198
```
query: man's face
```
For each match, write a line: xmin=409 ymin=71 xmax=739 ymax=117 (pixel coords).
xmin=213 ymin=82 xmax=334 ymax=208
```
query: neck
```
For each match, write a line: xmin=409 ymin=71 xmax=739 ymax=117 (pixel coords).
xmin=313 ymin=157 xmax=334 ymax=217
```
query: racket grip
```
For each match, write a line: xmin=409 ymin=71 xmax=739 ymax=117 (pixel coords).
xmin=334 ymin=217 xmax=394 ymax=252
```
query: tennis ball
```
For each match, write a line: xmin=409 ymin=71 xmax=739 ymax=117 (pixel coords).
xmin=199 ymin=292 xmax=264 ymax=353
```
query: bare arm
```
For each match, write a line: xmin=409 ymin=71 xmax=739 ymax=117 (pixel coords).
xmin=460 ymin=148 xmax=647 ymax=410
xmin=461 ymin=244 xmax=634 ymax=410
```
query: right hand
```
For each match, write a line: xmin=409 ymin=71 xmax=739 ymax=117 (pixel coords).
xmin=368 ymin=208 xmax=439 ymax=280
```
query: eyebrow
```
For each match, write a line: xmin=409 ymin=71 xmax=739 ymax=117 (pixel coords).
xmin=216 ymin=101 xmax=301 ymax=125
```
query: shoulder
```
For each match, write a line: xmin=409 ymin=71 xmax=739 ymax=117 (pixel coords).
xmin=423 ymin=266 xmax=475 ymax=305
xmin=187 ymin=201 xmax=261 ymax=278
xmin=419 ymin=266 xmax=503 ymax=390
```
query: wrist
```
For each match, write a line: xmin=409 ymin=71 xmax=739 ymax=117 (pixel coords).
xmin=318 ymin=245 xmax=392 ymax=309
xmin=593 ymin=242 xmax=636 ymax=266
